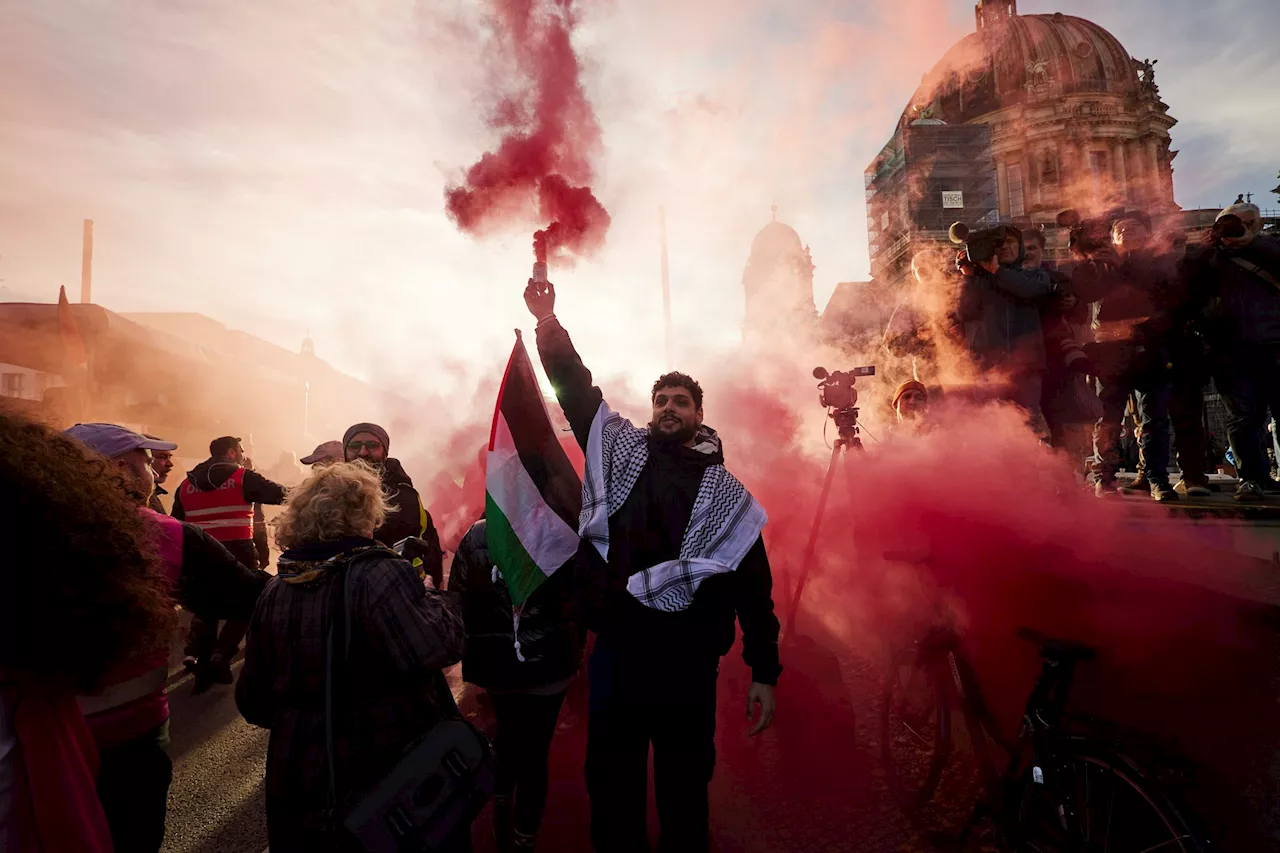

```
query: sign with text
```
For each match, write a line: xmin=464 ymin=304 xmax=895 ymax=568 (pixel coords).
xmin=941 ymin=190 xmax=964 ymax=209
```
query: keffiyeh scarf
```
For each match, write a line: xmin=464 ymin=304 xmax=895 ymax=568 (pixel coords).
xmin=580 ymin=401 xmax=767 ymax=612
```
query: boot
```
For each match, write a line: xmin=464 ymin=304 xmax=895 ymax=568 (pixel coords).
xmin=493 ymin=795 xmax=514 ymax=853
xmin=1095 ymin=476 xmax=1120 ymax=498
xmin=1235 ymin=481 xmax=1265 ymax=502
xmin=1173 ymin=478 xmax=1212 ymax=498
xmin=1149 ymin=480 xmax=1180 ymax=502
xmin=207 ymin=652 xmax=234 ymax=685
xmin=1119 ymin=473 xmax=1150 ymax=493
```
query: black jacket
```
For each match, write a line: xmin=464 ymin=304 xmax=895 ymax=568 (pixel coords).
xmin=373 ymin=458 xmax=441 ymax=556
xmin=171 ymin=458 xmax=288 ymax=518
xmin=447 ymin=520 xmax=581 ymax=691
xmin=1185 ymin=235 xmax=1280 ymax=347
xmin=1073 ymin=250 xmax=1185 ymax=375
xmin=958 ymin=262 xmax=1055 ymax=372
xmin=535 ymin=315 xmax=782 ymax=687
xmin=175 ymin=519 xmax=271 ymax=622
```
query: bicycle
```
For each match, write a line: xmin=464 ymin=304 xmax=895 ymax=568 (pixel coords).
xmin=879 ymin=554 xmax=1211 ymax=852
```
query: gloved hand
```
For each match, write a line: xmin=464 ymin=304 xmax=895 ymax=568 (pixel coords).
xmin=396 ymin=536 xmax=444 ymax=590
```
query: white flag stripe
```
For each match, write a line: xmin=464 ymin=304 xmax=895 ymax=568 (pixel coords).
xmin=489 ymin=412 xmax=580 ymax=573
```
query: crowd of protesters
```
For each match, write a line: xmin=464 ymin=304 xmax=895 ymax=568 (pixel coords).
xmin=912 ymin=201 xmax=1280 ymax=502
xmin=0 ymin=267 xmax=779 ymax=853
xmin=8 ymin=204 xmax=1270 ymax=852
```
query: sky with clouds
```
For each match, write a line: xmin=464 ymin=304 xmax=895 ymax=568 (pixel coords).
xmin=1 ymin=0 xmax=1275 ymax=394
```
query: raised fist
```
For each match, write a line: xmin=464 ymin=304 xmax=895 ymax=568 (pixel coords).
xmin=524 ymin=278 xmax=556 ymax=322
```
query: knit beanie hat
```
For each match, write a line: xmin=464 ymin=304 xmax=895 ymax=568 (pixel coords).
xmin=343 ymin=422 xmax=390 ymax=452
xmin=892 ymin=380 xmax=927 ymax=409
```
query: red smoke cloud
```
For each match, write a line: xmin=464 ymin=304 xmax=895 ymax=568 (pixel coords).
xmin=445 ymin=0 xmax=611 ymax=263
xmin=416 ymin=346 xmax=1278 ymax=849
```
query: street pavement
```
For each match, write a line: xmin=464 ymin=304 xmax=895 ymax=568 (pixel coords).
xmin=162 ymin=652 xmax=269 ymax=853
xmin=158 ymin=631 xmax=996 ymax=853
xmin=156 ymin=495 xmax=1280 ymax=853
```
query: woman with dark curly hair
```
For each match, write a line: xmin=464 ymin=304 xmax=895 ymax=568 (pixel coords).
xmin=0 ymin=412 xmax=177 ymax=852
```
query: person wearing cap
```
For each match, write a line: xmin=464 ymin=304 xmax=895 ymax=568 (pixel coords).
xmin=144 ymin=433 xmax=176 ymax=514
xmin=342 ymin=423 xmax=442 ymax=559
xmin=172 ymin=435 xmax=289 ymax=689
xmin=61 ymin=423 xmax=269 ymax=852
xmin=1185 ymin=202 xmax=1280 ymax=501
xmin=300 ymin=439 xmax=343 ymax=469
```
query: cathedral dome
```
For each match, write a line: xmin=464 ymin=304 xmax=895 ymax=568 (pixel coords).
xmin=908 ymin=8 xmax=1144 ymax=125
xmin=749 ymin=217 xmax=804 ymax=262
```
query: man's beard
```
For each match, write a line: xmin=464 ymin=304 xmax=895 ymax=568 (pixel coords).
xmin=650 ymin=418 xmax=697 ymax=445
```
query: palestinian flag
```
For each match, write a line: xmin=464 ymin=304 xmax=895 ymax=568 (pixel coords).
xmin=486 ymin=333 xmax=582 ymax=608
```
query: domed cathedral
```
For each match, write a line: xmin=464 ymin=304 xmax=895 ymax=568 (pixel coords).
xmin=915 ymin=0 xmax=1176 ymax=220
xmin=742 ymin=206 xmax=818 ymax=345
xmin=862 ymin=0 xmax=1179 ymax=289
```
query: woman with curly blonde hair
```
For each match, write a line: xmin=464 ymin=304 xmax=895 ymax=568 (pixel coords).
xmin=237 ymin=462 xmax=467 ymax=851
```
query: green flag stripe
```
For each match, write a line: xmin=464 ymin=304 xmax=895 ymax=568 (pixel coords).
xmin=485 ymin=492 xmax=546 ymax=607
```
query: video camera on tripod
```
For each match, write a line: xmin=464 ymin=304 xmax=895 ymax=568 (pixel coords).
xmin=814 ymin=365 xmax=875 ymax=441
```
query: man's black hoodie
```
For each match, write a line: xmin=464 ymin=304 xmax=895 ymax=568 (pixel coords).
xmin=535 ymin=315 xmax=782 ymax=693
xmin=172 ymin=459 xmax=287 ymax=569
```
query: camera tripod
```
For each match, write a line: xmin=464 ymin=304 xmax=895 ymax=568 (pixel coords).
xmin=782 ymin=405 xmax=863 ymax=641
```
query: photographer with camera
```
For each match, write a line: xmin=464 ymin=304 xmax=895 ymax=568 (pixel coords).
xmin=1070 ymin=212 xmax=1183 ymax=501
xmin=1184 ymin=202 xmax=1280 ymax=501
xmin=952 ymin=222 xmax=1057 ymax=426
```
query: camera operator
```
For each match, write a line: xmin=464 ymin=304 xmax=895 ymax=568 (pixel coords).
xmin=1026 ymin=229 xmax=1099 ymax=464
xmin=1072 ymin=214 xmax=1182 ymax=501
xmin=955 ymin=224 xmax=1056 ymax=427
xmin=1184 ymin=202 xmax=1280 ymax=501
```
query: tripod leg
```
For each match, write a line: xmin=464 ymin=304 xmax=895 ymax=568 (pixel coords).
xmin=783 ymin=440 xmax=843 ymax=640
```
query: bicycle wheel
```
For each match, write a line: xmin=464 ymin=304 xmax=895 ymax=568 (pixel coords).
xmin=1012 ymin=737 xmax=1210 ymax=853
xmin=880 ymin=643 xmax=951 ymax=812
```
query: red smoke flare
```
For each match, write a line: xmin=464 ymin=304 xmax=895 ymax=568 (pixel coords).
xmin=445 ymin=0 xmax=610 ymax=265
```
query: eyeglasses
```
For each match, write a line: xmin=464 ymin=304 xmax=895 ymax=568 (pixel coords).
xmin=347 ymin=441 xmax=384 ymax=452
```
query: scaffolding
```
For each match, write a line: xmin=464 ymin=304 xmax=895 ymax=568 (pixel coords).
xmin=865 ymin=123 xmax=999 ymax=285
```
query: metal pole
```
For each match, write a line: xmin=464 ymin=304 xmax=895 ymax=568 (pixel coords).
xmin=659 ymin=207 xmax=673 ymax=365
xmin=80 ymin=219 xmax=94 ymax=304
xmin=783 ymin=439 xmax=844 ymax=641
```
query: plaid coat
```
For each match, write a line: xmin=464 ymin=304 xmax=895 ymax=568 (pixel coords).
xmin=236 ymin=543 xmax=465 ymax=851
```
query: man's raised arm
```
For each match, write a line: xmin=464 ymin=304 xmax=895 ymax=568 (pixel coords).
xmin=525 ymin=279 xmax=604 ymax=450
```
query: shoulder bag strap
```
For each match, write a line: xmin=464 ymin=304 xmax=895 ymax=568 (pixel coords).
xmin=323 ymin=565 xmax=347 ymax=810
xmin=1229 ymin=256 xmax=1280 ymax=291
xmin=323 ymin=551 xmax=464 ymax=807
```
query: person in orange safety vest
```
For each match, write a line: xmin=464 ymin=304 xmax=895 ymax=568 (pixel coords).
xmin=172 ymin=435 xmax=287 ymax=691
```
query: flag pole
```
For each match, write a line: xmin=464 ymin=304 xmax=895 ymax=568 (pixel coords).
xmin=659 ymin=207 xmax=673 ymax=366
xmin=80 ymin=219 xmax=94 ymax=304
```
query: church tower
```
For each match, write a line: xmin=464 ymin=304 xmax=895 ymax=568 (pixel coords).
xmin=742 ymin=207 xmax=818 ymax=345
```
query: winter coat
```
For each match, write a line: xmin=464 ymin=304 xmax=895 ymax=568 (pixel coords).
xmin=958 ymin=264 xmax=1054 ymax=372
xmin=1073 ymin=250 xmax=1184 ymax=378
xmin=1185 ymin=235 xmax=1280 ymax=347
xmin=535 ymin=316 xmax=782 ymax=693
xmin=237 ymin=540 xmax=464 ymax=852
xmin=372 ymin=458 xmax=437 ymax=551
xmin=447 ymin=520 xmax=582 ymax=691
